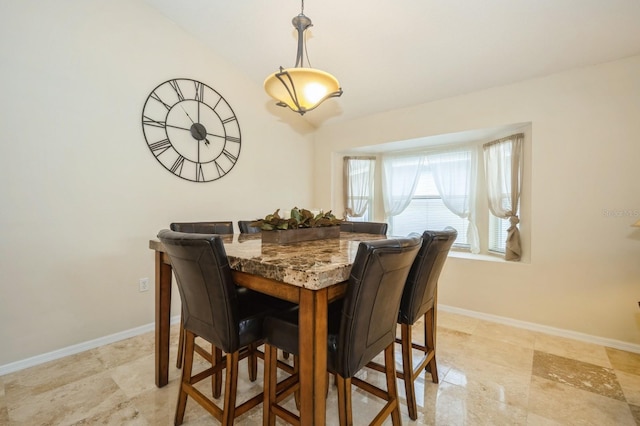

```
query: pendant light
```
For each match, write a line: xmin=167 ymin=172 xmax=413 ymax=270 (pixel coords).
xmin=264 ymin=0 xmax=343 ymax=115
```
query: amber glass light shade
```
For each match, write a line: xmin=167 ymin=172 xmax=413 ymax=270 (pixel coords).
xmin=264 ymin=67 xmax=342 ymax=115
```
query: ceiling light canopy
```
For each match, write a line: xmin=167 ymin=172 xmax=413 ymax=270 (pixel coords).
xmin=264 ymin=0 xmax=342 ymax=115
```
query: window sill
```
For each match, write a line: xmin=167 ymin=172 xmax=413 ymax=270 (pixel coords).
xmin=449 ymin=250 xmax=510 ymax=263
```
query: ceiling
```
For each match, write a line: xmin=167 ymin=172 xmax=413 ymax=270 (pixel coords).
xmin=144 ymin=0 xmax=640 ymax=128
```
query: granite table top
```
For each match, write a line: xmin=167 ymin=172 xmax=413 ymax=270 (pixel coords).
xmin=150 ymin=232 xmax=388 ymax=290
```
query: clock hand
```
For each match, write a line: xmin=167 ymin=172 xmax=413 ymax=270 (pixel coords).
xmin=196 ymin=104 xmax=208 ymax=146
xmin=180 ymin=105 xmax=195 ymax=124
xmin=205 ymin=133 xmax=225 ymax=139
xmin=165 ymin=123 xmax=192 ymax=132
xmin=180 ymin=105 xmax=211 ymax=145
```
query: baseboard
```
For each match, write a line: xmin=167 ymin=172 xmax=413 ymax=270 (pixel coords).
xmin=0 ymin=315 xmax=181 ymax=376
xmin=439 ymin=304 xmax=640 ymax=354
xmin=2 ymin=308 xmax=639 ymax=376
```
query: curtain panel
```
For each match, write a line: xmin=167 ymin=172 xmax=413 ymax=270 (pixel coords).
xmin=343 ymin=156 xmax=376 ymax=218
xmin=381 ymin=154 xmax=426 ymax=218
xmin=483 ymin=133 xmax=524 ymax=261
xmin=426 ymin=147 xmax=480 ymax=253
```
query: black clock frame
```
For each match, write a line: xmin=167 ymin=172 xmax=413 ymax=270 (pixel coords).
xmin=141 ymin=78 xmax=241 ymax=182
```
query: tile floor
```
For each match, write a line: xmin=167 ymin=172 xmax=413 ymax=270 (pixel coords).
xmin=1 ymin=311 xmax=639 ymax=425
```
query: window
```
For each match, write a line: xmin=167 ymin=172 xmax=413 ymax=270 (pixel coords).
xmin=383 ymin=147 xmax=478 ymax=251
xmin=391 ymin=163 xmax=469 ymax=248
xmin=376 ymin=131 xmax=524 ymax=259
xmin=489 ymin=204 xmax=510 ymax=253
xmin=343 ymin=157 xmax=375 ymax=221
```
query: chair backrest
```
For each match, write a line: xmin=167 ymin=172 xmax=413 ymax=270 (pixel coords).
xmin=339 ymin=221 xmax=388 ymax=235
xmin=157 ymin=230 xmax=241 ymax=353
xmin=335 ymin=236 xmax=422 ymax=378
xmin=170 ymin=221 xmax=234 ymax=234
xmin=238 ymin=220 xmax=261 ymax=234
xmin=398 ymin=227 xmax=457 ymax=325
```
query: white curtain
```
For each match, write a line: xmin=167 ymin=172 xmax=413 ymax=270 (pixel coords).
xmin=483 ymin=133 xmax=524 ymax=261
xmin=382 ymin=154 xmax=426 ymax=217
xmin=426 ymin=147 xmax=480 ymax=253
xmin=343 ymin=157 xmax=375 ymax=218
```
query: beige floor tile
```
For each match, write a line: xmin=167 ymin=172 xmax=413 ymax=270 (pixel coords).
xmin=424 ymin=381 xmax=528 ymax=425
xmin=0 ymin=395 xmax=7 ymax=425
xmin=6 ymin=371 xmax=130 ymax=425
xmin=3 ymin=348 xmax=106 ymax=403
xmin=437 ymin=310 xmax=480 ymax=334
xmin=0 ymin=376 xmax=6 ymax=425
xmin=434 ymin=326 xmax=473 ymax=361
xmin=110 ymin=353 xmax=182 ymax=399
xmin=94 ymin=331 xmax=156 ymax=369
xmin=607 ymin=346 xmax=640 ymax=375
xmin=616 ymin=369 xmax=640 ymax=405
xmin=130 ymin=379 xmax=185 ymax=425
xmin=526 ymin=412 xmax=565 ymax=425
xmin=532 ymin=351 xmax=625 ymax=400
xmin=528 ymin=375 xmax=636 ymax=425
xmin=473 ymin=320 xmax=537 ymax=349
xmin=533 ymin=333 xmax=612 ymax=368
xmin=0 ymin=407 xmax=8 ymax=425
xmin=459 ymin=334 xmax=534 ymax=373
xmin=69 ymin=399 xmax=147 ymax=425
xmin=442 ymin=356 xmax=532 ymax=410
xmin=629 ymin=404 xmax=640 ymax=425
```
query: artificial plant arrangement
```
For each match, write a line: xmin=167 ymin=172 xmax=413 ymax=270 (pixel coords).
xmin=250 ymin=207 xmax=342 ymax=231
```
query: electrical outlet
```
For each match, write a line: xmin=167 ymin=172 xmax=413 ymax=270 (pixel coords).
xmin=139 ymin=277 xmax=149 ymax=292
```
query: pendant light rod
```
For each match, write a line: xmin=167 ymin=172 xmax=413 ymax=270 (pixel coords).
xmin=293 ymin=13 xmax=312 ymax=68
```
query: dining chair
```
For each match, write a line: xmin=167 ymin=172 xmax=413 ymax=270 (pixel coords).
xmin=262 ymin=236 xmax=422 ymax=426
xmin=339 ymin=220 xmax=388 ymax=235
xmin=238 ymin=220 xmax=261 ymax=234
xmin=170 ymin=221 xmax=234 ymax=234
xmin=157 ymin=230 xmax=293 ymax=425
xmin=368 ymin=227 xmax=457 ymax=420
xmin=170 ymin=221 xmax=235 ymax=370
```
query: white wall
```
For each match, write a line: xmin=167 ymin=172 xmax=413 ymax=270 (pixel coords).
xmin=0 ymin=0 xmax=315 ymax=366
xmin=314 ymin=55 xmax=640 ymax=346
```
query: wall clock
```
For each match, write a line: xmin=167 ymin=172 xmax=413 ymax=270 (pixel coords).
xmin=141 ymin=78 xmax=241 ymax=182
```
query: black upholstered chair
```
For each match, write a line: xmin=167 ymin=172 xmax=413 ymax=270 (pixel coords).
xmin=238 ymin=220 xmax=261 ymax=234
xmin=378 ymin=227 xmax=457 ymax=420
xmin=262 ymin=236 xmax=422 ymax=425
xmin=170 ymin=221 xmax=234 ymax=234
xmin=170 ymin=221 xmax=234 ymax=369
xmin=158 ymin=230 xmax=290 ymax=425
xmin=339 ymin=221 xmax=388 ymax=235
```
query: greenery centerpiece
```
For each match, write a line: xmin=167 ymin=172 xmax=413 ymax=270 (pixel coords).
xmin=251 ymin=207 xmax=343 ymax=244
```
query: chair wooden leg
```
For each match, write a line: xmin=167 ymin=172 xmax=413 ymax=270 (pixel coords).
xmin=384 ymin=344 xmax=402 ymax=426
xmin=293 ymin=355 xmax=301 ymax=410
xmin=175 ymin=330 xmax=195 ymax=425
xmin=221 ymin=351 xmax=240 ymax=426
xmin=336 ymin=374 xmax=352 ymax=426
xmin=212 ymin=346 xmax=223 ymax=398
xmin=248 ymin=342 xmax=258 ymax=382
xmin=263 ymin=344 xmax=278 ymax=426
xmin=176 ymin=315 xmax=185 ymax=368
xmin=425 ymin=309 xmax=438 ymax=383
xmin=401 ymin=322 xmax=418 ymax=420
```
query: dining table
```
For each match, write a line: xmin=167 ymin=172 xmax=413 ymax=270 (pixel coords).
xmin=148 ymin=230 xmax=387 ymax=425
